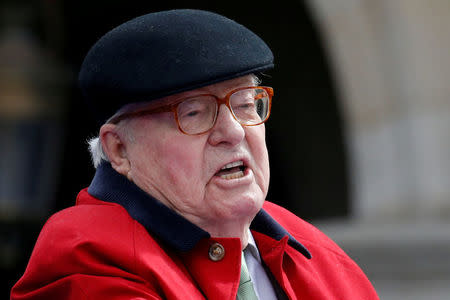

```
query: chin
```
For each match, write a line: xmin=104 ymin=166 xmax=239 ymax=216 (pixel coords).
xmin=229 ymin=195 xmax=264 ymax=219
xmin=206 ymin=187 xmax=265 ymax=220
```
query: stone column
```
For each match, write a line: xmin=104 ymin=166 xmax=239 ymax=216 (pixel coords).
xmin=305 ymin=1 xmax=450 ymax=299
xmin=306 ymin=0 xmax=450 ymax=220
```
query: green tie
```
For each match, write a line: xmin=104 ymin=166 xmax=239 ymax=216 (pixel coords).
xmin=237 ymin=251 xmax=258 ymax=300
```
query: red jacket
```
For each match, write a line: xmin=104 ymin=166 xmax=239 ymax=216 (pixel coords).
xmin=11 ymin=163 xmax=378 ymax=300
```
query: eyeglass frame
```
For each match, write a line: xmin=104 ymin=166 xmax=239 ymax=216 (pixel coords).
xmin=108 ymin=86 xmax=274 ymax=135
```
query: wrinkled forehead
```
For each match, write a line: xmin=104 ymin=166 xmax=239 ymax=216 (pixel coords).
xmin=109 ymin=75 xmax=257 ymax=121
xmin=162 ymin=75 xmax=257 ymax=103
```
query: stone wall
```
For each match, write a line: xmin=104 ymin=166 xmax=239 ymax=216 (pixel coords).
xmin=306 ymin=0 xmax=450 ymax=220
xmin=305 ymin=1 xmax=450 ymax=298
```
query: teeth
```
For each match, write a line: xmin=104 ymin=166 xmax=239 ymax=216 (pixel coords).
xmin=221 ymin=160 xmax=244 ymax=170
xmin=217 ymin=160 xmax=245 ymax=180
xmin=220 ymin=171 xmax=244 ymax=180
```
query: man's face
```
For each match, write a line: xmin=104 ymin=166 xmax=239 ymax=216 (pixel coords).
xmin=121 ymin=75 xmax=270 ymax=230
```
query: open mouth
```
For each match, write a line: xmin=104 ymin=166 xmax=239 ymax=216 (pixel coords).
xmin=215 ymin=160 xmax=247 ymax=180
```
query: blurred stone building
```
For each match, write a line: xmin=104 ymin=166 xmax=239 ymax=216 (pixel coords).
xmin=307 ymin=1 xmax=450 ymax=299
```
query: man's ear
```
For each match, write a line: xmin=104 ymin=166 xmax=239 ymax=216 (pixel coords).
xmin=100 ymin=124 xmax=131 ymax=177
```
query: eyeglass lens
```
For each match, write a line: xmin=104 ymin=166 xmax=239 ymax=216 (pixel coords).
xmin=176 ymin=88 xmax=270 ymax=134
xmin=177 ymin=96 xmax=217 ymax=134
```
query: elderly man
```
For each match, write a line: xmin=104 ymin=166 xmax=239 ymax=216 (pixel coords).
xmin=11 ymin=9 xmax=379 ymax=300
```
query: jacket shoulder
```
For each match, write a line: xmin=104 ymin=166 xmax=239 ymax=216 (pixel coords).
xmin=262 ymin=201 xmax=348 ymax=257
xmin=18 ymin=202 xmax=137 ymax=281
xmin=44 ymin=200 xmax=135 ymax=248
xmin=262 ymin=201 xmax=379 ymax=299
xmin=11 ymin=199 xmax=163 ymax=299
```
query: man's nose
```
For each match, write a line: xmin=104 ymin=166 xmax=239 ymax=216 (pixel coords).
xmin=207 ymin=104 xmax=245 ymax=146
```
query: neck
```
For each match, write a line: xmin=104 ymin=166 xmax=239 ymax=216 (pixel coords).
xmin=134 ymin=177 xmax=257 ymax=250
xmin=195 ymin=219 xmax=251 ymax=250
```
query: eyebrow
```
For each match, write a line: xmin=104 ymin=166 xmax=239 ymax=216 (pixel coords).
xmin=113 ymin=78 xmax=258 ymax=119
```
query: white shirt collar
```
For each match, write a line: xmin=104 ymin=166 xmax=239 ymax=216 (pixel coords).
xmin=244 ymin=229 xmax=279 ymax=300
xmin=246 ymin=229 xmax=262 ymax=263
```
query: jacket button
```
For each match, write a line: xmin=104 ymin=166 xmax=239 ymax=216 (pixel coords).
xmin=208 ymin=242 xmax=225 ymax=261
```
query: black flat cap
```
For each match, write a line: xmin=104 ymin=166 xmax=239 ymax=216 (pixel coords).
xmin=79 ymin=9 xmax=274 ymax=122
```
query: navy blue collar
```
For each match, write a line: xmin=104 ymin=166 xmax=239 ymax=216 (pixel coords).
xmin=88 ymin=162 xmax=311 ymax=259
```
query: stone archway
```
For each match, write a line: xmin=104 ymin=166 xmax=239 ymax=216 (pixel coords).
xmin=307 ymin=0 xmax=450 ymax=220
xmin=306 ymin=1 xmax=450 ymax=298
